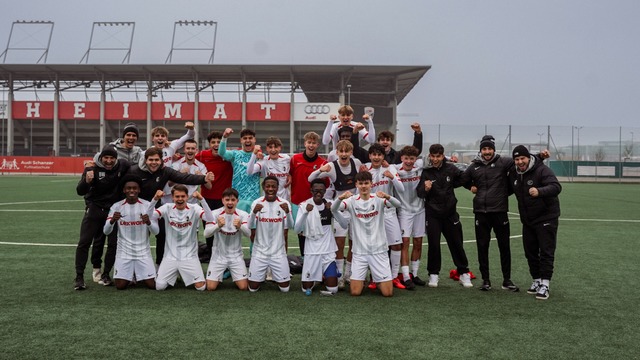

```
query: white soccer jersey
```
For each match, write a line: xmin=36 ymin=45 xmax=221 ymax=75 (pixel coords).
xmin=249 ymin=197 xmax=293 ymax=259
xmin=294 ymin=199 xmax=337 ymax=255
xmin=205 ymin=207 xmax=250 ymax=261
xmin=104 ymin=199 xmax=156 ymax=260
xmin=322 ymin=119 xmax=375 ymax=147
xmin=393 ymin=159 xmax=425 ymax=215
xmin=168 ymin=158 xmax=208 ymax=204
xmin=247 ymin=153 xmax=291 ymax=200
xmin=158 ymin=129 xmax=195 ymax=201
xmin=366 ymin=163 xmax=404 ymax=216
xmin=333 ymin=195 xmax=398 ymax=255
xmin=153 ymin=203 xmax=205 ymax=261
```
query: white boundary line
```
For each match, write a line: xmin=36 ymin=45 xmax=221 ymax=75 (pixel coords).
xmin=0 ymin=200 xmax=83 ymax=206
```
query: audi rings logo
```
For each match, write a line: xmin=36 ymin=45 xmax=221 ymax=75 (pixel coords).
xmin=304 ymin=105 xmax=330 ymax=114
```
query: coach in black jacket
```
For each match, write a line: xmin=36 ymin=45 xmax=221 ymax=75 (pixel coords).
xmin=509 ymin=145 xmax=561 ymax=300
xmin=416 ymin=144 xmax=472 ymax=288
xmin=74 ymin=145 xmax=130 ymax=290
xmin=127 ymin=147 xmax=214 ymax=264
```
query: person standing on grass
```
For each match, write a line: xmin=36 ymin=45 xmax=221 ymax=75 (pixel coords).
xmin=289 ymin=131 xmax=328 ymax=260
xmin=416 ymin=144 xmax=473 ymax=289
xmin=150 ymin=185 xmax=213 ymax=291
xmin=509 ymin=145 xmax=562 ymax=300
xmin=195 ymin=130 xmax=233 ymax=256
xmin=294 ymin=180 xmax=339 ymax=296
xmin=247 ymin=176 xmax=294 ymax=293
xmin=308 ymin=140 xmax=363 ymax=289
xmin=103 ymin=175 xmax=159 ymax=290
xmin=74 ymin=145 xmax=130 ymax=290
xmin=361 ymin=143 xmax=405 ymax=290
xmin=331 ymin=171 xmax=401 ymax=297
xmin=393 ymin=145 xmax=427 ymax=290
xmin=218 ymin=128 xmax=261 ymax=213
xmin=204 ymin=188 xmax=251 ymax=291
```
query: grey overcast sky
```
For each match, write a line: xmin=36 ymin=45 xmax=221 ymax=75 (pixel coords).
xmin=2 ymin=0 xmax=640 ymax=144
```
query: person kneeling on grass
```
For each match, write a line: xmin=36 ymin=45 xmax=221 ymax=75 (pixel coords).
xmin=103 ymin=175 xmax=159 ymax=290
xmin=248 ymin=176 xmax=294 ymax=293
xmin=150 ymin=185 xmax=214 ymax=291
xmin=294 ymin=179 xmax=339 ymax=296
xmin=331 ymin=171 xmax=401 ymax=297
xmin=204 ymin=188 xmax=251 ymax=291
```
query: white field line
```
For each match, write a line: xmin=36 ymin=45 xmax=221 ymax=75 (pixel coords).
xmin=0 ymin=200 xmax=83 ymax=206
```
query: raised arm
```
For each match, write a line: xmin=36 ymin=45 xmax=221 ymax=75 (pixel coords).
xmin=169 ymin=122 xmax=195 ymax=152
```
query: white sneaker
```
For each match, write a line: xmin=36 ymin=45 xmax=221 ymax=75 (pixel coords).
xmin=337 ymin=277 xmax=345 ymax=290
xmin=459 ymin=273 xmax=473 ymax=288
xmin=428 ymin=274 xmax=439 ymax=288
xmin=92 ymin=268 xmax=102 ymax=283
xmin=265 ymin=268 xmax=273 ymax=282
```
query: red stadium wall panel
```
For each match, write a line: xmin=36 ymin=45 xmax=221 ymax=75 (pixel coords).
xmin=12 ymin=101 xmax=290 ymax=121
xmin=0 ymin=156 xmax=92 ymax=175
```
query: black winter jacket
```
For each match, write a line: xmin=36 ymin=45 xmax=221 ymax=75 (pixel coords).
xmin=127 ymin=163 xmax=207 ymax=202
xmin=461 ymin=154 xmax=514 ymax=213
xmin=508 ymin=157 xmax=561 ymax=226
xmin=416 ymin=161 xmax=464 ymax=218
xmin=77 ymin=159 xmax=131 ymax=209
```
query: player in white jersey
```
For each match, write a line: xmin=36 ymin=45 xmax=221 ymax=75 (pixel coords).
xmin=393 ymin=146 xmax=426 ymax=290
xmin=168 ymin=139 xmax=210 ymax=204
xmin=150 ymin=185 xmax=214 ymax=291
xmin=331 ymin=171 xmax=401 ymax=297
xmin=294 ymin=180 xmax=339 ymax=295
xmin=247 ymin=136 xmax=291 ymax=200
xmin=308 ymin=140 xmax=362 ymax=288
xmin=364 ymin=143 xmax=406 ymax=290
xmin=322 ymin=105 xmax=375 ymax=148
xmin=248 ymin=176 xmax=294 ymax=292
xmin=103 ymin=176 xmax=159 ymax=290
xmin=204 ymin=187 xmax=251 ymax=291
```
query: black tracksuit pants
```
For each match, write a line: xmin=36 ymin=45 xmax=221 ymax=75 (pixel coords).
xmin=75 ymin=203 xmax=116 ymax=276
xmin=426 ymin=213 xmax=469 ymax=275
xmin=522 ymin=219 xmax=558 ymax=280
xmin=474 ymin=212 xmax=512 ymax=281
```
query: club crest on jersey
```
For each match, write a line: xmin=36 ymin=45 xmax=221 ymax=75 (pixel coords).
xmin=446 ymin=176 xmax=451 ymax=183
xmin=514 ymin=180 xmax=518 ymax=186
xmin=527 ymin=180 xmax=534 ymax=186
xmin=491 ymin=163 xmax=495 ymax=168
xmin=313 ymin=165 xmax=318 ymax=170
xmin=156 ymin=177 xmax=160 ymax=182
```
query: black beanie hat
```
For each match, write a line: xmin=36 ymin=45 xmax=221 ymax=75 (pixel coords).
xmin=122 ymin=122 xmax=139 ymax=138
xmin=99 ymin=145 xmax=118 ymax=159
xmin=479 ymin=135 xmax=496 ymax=151
xmin=512 ymin=145 xmax=531 ymax=159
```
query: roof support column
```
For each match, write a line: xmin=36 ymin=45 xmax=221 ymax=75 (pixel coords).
xmin=194 ymin=73 xmax=201 ymax=146
xmin=53 ymin=75 xmax=60 ymax=156
xmin=390 ymin=78 xmax=398 ymax=136
xmin=289 ymin=71 xmax=295 ymax=153
xmin=99 ymin=74 xmax=106 ymax=150
xmin=6 ymin=75 xmax=13 ymax=155
xmin=146 ymin=74 xmax=152 ymax=148
xmin=241 ymin=70 xmax=247 ymax=128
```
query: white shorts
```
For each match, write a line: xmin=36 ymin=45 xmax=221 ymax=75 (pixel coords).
xmin=351 ymin=252 xmax=392 ymax=283
xmin=248 ymin=256 xmax=291 ymax=283
xmin=156 ymin=257 xmax=205 ymax=287
xmin=301 ymin=253 xmax=337 ymax=282
xmin=206 ymin=256 xmax=248 ymax=282
xmin=384 ymin=212 xmax=402 ymax=246
xmin=398 ymin=210 xmax=426 ymax=238
xmin=114 ymin=255 xmax=156 ymax=282
xmin=333 ymin=211 xmax=351 ymax=238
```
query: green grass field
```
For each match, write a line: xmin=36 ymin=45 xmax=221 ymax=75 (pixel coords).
xmin=0 ymin=176 xmax=638 ymax=359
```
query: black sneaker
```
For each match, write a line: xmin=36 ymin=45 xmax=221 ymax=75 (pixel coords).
xmin=501 ymin=279 xmax=519 ymax=292
xmin=74 ymin=275 xmax=86 ymax=290
xmin=536 ymin=284 xmax=549 ymax=300
xmin=403 ymin=279 xmax=416 ymax=290
xmin=99 ymin=273 xmax=113 ymax=286
xmin=527 ymin=280 xmax=541 ymax=295
xmin=479 ymin=279 xmax=491 ymax=291
xmin=412 ymin=276 xmax=426 ymax=286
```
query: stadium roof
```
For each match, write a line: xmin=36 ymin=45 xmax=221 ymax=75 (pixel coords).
xmin=0 ymin=64 xmax=430 ymax=107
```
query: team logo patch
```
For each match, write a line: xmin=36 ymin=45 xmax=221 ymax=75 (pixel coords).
xmin=306 ymin=273 xmax=310 ymax=279
xmin=491 ymin=163 xmax=495 ymax=168
xmin=514 ymin=180 xmax=518 ymax=186
xmin=475 ymin=220 xmax=479 ymax=226
xmin=156 ymin=177 xmax=160 ymax=182
xmin=98 ymin=171 xmax=106 ymax=180
xmin=446 ymin=176 xmax=451 ymax=183
xmin=207 ymin=271 xmax=211 ymax=276
xmin=527 ymin=180 xmax=534 ymax=186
